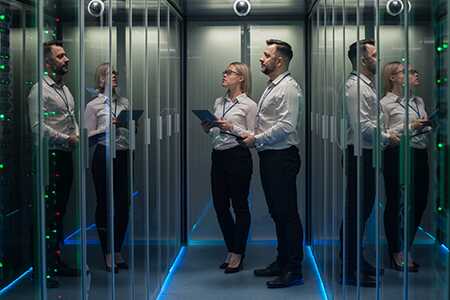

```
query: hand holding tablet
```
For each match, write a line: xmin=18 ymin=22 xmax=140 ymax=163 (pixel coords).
xmin=192 ymin=110 xmax=218 ymax=125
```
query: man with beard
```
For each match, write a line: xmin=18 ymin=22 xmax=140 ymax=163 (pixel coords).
xmin=241 ymin=39 xmax=304 ymax=288
xmin=28 ymin=40 xmax=80 ymax=288
xmin=340 ymin=39 xmax=399 ymax=287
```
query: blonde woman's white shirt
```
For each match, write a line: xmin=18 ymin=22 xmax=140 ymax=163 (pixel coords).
xmin=209 ymin=93 xmax=257 ymax=150
xmin=381 ymin=92 xmax=430 ymax=149
xmin=85 ymin=93 xmax=130 ymax=150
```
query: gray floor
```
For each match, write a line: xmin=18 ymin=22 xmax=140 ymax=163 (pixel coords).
xmin=160 ymin=243 xmax=323 ymax=300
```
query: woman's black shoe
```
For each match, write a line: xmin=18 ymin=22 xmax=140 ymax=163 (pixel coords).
xmin=224 ymin=257 xmax=244 ymax=274
xmin=106 ymin=265 xmax=119 ymax=273
xmin=116 ymin=262 xmax=129 ymax=270
xmin=219 ymin=262 xmax=229 ymax=269
xmin=390 ymin=256 xmax=418 ymax=273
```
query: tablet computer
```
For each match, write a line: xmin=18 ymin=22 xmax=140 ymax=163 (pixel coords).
xmin=192 ymin=109 xmax=217 ymax=124
xmin=117 ymin=110 xmax=144 ymax=123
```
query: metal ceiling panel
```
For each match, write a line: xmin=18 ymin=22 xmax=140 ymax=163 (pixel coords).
xmin=184 ymin=0 xmax=307 ymax=17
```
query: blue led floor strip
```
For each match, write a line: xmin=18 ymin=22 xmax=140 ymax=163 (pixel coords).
xmin=0 ymin=223 xmax=97 ymax=295
xmin=155 ymin=246 xmax=187 ymax=300
xmin=306 ymin=246 xmax=329 ymax=300
xmin=64 ymin=223 xmax=96 ymax=243
xmin=191 ymin=199 xmax=213 ymax=232
xmin=0 ymin=267 xmax=33 ymax=296
xmin=417 ymin=226 xmax=449 ymax=253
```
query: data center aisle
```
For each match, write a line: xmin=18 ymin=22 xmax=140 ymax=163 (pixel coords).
xmin=159 ymin=243 xmax=325 ymax=300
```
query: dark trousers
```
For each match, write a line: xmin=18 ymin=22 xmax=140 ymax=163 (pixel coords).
xmin=46 ymin=150 xmax=73 ymax=273
xmin=340 ymin=146 xmax=375 ymax=272
xmin=91 ymin=144 xmax=130 ymax=255
xmin=383 ymin=146 xmax=429 ymax=254
xmin=258 ymin=146 xmax=303 ymax=272
xmin=211 ymin=146 xmax=252 ymax=255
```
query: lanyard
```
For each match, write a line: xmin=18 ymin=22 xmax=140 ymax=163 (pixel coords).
xmin=350 ymin=72 xmax=375 ymax=92
xmin=398 ymin=97 xmax=421 ymax=118
xmin=258 ymin=73 xmax=291 ymax=113
xmin=43 ymin=78 xmax=73 ymax=118
xmin=222 ymin=97 xmax=239 ymax=117
xmin=112 ymin=99 xmax=118 ymax=117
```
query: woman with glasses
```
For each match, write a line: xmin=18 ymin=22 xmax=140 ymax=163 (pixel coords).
xmin=381 ymin=62 xmax=431 ymax=272
xmin=200 ymin=62 xmax=256 ymax=273
xmin=85 ymin=63 xmax=130 ymax=273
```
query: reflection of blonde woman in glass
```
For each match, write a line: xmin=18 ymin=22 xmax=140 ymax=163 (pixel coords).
xmin=85 ymin=63 xmax=130 ymax=273
xmin=381 ymin=62 xmax=430 ymax=272
xmin=200 ymin=62 xmax=256 ymax=273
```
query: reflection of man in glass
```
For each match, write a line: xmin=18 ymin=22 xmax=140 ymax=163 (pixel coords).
xmin=28 ymin=40 xmax=80 ymax=288
xmin=341 ymin=39 xmax=399 ymax=287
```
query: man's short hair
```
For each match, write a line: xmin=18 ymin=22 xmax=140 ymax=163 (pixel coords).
xmin=266 ymin=39 xmax=293 ymax=63
xmin=347 ymin=39 xmax=375 ymax=68
xmin=44 ymin=40 xmax=64 ymax=63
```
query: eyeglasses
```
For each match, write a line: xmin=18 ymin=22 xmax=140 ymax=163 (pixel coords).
xmin=222 ymin=69 xmax=240 ymax=76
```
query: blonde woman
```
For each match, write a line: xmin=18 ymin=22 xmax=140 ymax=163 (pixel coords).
xmin=201 ymin=62 xmax=256 ymax=273
xmin=85 ymin=63 xmax=130 ymax=273
xmin=381 ymin=62 xmax=430 ymax=272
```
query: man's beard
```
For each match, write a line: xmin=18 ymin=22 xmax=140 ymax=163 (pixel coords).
xmin=261 ymin=64 xmax=274 ymax=75
xmin=367 ymin=62 xmax=376 ymax=75
xmin=53 ymin=64 xmax=68 ymax=75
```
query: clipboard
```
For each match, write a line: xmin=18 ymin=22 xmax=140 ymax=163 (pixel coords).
xmin=117 ymin=110 xmax=144 ymax=123
xmin=192 ymin=109 xmax=218 ymax=124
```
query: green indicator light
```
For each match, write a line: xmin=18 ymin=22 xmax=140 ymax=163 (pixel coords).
xmin=0 ymin=114 xmax=5 ymax=120
xmin=0 ymin=64 xmax=5 ymax=70
xmin=437 ymin=47 xmax=443 ymax=52
xmin=44 ymin=71 xmax=48 ymax=75
xmin=0 ymin=164 xmax=4 ymax=169
xmin=438 ymin=207 xmax=443 ymax=212
xmin=46 ymin=235 xmax=50 ymax=239
xmin=0 ymin=262 xmax=3 ymax=268
xmin=0 ymin=15 xmax=6 ymax=21
xmin=46 ymin=275 xmax=51 ymax=279
xmin=437 ymin=79 xmax=442 ymax=84
xmin=438 ymin=143 xmax=445 ymax=149
xmin=44 ymin=30 xmax=49 ymax=34
xmin=44 ymin=194 xmax=48 ymax=199
xmin=444 ymin=43 xmax=449 ymax=49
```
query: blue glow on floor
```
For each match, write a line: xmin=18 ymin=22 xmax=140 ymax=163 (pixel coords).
xmin=64 ymin=223 xmax=96 ymax=243
xmin=1 ymin=223 xmax=96 ymax=294
xmin=418 ymin=226 xmax=436 ymax=241
xmin=0 ymin=267 xmax=32 ymax=296
xmin=156 ymin=246 xmax=187 ymax=300
xmin=417 ymin=227 xmax=449 ymax=254
xmin=191 ymin=200 xmax=212 ymax=232
xmin=306 ymin=246 xmax=329 ymax=300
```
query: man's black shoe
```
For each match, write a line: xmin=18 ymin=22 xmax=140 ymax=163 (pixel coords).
xmin=361 ymin=260 xmax=384 ymax=276
xmin=266 ymin=271 xmax=304 ymax=289
xmin=254 ymin=261 xmax=282 ymax=277
xmin=46 ymin=277 xmax=60 ymax=289
xmin=339 ymin=272 xmax=376 ymax=288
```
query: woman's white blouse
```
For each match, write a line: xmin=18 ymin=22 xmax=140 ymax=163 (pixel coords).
xmin=85 ymin=93 xmax=130 ymax=150
xmin=381 ymin=92 xmax=430 ymax=149
xmin=209 ymin=93 xmax=257 ymax=150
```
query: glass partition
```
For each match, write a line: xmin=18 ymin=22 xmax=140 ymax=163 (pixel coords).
xmin=309 ymin=0 xmax=450 ymax=299
xmin=0 ymin=0 xmax=183 ymax=299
